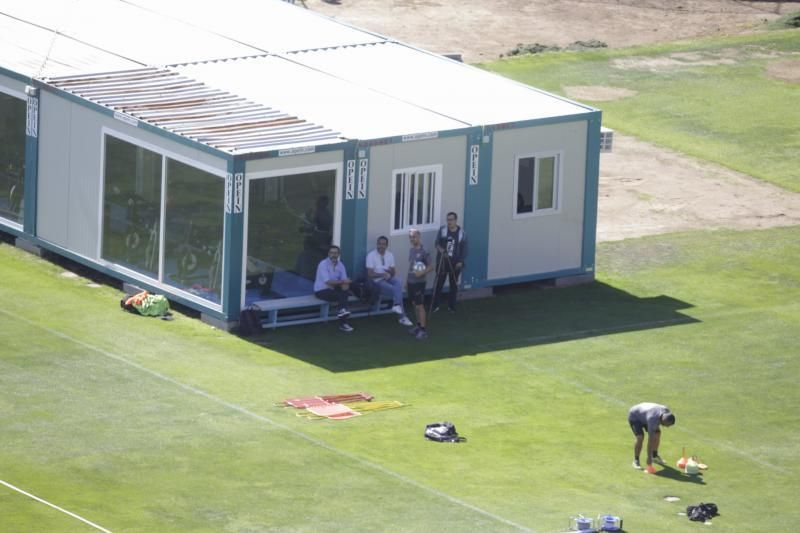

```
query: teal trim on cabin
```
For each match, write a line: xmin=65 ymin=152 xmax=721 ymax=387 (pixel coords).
xmin=476 ymin=266 xmax=591 ymax=288
xmin=9 ymin=233 xmax=227 ymax=319
xmin=352 ymin=144 xmax=370 ymax=277
xmin=485 ymin=111 xmax=596 ymax=133
xmin=241 ymin=140 xmax=351 ymax=161
xmin=221 ymin=157 xmax=245 ymax=321
xmin=32 ymin=81 xmax=231 ymax=160
xmin=23 ymin=88 xmax=39 ymax=234
xmin=582 ymin=111 xmax=602 ymax=274
xmin=0 ymin=67 xmax=31 ymax=84
xmin=461 ymin=127 xmax=491 ymax=289
xmin=355 ymin=126 xmax=473 ymax=149
xmin=338 ymin=142 xmax=359 ymax=276
xmin=0 ymin=221 xmax=23 ymax=237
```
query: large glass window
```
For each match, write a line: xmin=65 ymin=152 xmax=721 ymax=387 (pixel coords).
xmin=102 ymin=135 xmax=162 ymax=277
xmin=163 ymin=159 xmax=224 ymax=303
xmin=246 ymin=170 xmax=336 ymax=301
xmin=0 ymin=92 xmax=26 ymax=224
xmin=391 ymin=165 xmax=441 ymax=233
xmin=514 ymin=153 xmax=560 ymax=217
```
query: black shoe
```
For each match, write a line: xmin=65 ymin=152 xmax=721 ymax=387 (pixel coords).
xmin=431 ymin=305 xmax=440 ymax=313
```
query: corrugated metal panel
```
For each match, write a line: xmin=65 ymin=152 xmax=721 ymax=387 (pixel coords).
xmin=43 ymin=67 xmax=343 ymax=153
xmin=175 ymin=56 xmax=469 ymax=140
xmin=124 ymin=0 xmax=388 ymax=53
xmin=0 ymin=14 xmax=142 ymax=78
xmin=290 ymin=42 xmax=593 ymax=125
xmin=2 ymin=0 xmax=263 ymax=66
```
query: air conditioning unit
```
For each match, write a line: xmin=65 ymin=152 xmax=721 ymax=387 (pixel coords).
xmin=600 ymin=127 xmax=614 ymax=153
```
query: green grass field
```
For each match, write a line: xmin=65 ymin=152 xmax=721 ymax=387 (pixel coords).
xmin=2 ymin=224 xmax=799 ymax=532
xmin=3 ymin=26 xmax=800 ymax=532
xmin=483 ymin=30 xmax=800 ymax=193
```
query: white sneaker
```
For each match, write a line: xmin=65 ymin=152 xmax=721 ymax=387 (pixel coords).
xmin=337 ymin=308 xmax=351 ymax=318
xmin=339 ymin=323 xmax=354 ymax=333
xmin=632 ymin=460 xmax=642 ymax=470
xmin=398 ymin=316 xmax=413 ymax=326
xmin=391 ymin=304 xmax=404 ymax=315
xmin=653 ymin=455 xmax=666 ymax=466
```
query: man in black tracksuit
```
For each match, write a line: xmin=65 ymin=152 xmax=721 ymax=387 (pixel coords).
xmin=432 ymin=212 xmax=468 ymax=313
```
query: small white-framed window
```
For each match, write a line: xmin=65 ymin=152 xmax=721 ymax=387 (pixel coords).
xmin=390 ymin=164 xmax=442 ymax=234
xmin=513 ymin=151 xmax=561 ymax=218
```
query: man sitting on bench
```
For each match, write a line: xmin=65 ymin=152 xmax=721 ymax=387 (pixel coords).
xmin=314 ymin=245 xmax=354 ymax=333
xmin=366 ymin=236 xmax=414 ymax=326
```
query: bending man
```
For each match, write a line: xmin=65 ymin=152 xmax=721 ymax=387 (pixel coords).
xmin=628 ymin=402 xmax=675 ymax=472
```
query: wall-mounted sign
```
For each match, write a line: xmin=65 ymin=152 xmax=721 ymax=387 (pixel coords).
xmin=26 ymin=96 xmax=38 ymax=138
xmin=278 ymin=146 xmax=316 ymax=157
xmin=469 ymin=144 xmax=480 ymax=185
xmin=357 ymin=159 xmax=368 ymax=199
xmin=233 ymin=173 xmax=244 ymax=213
xmin=113 ymin=111 xmax=138 ymax=127
xmin=225 ymin=173 xmax=233 ymax=213
xmin=345 ymin=159 xmax=356 ymax=200
xmin=401 ymin=131 xmax=438 ymax=142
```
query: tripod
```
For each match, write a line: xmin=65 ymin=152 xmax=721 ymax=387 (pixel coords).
xmin=428 ymin=251 xmax=457 ymax=316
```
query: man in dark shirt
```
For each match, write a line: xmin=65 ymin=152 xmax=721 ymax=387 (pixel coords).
xmin=432 ymin=212 xmax=467 ymax=313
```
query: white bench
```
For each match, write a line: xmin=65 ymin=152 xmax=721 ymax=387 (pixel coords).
xmin=248 ymin=291 xmax=394 ymax=330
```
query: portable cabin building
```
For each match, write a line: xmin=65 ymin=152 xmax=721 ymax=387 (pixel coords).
xmin=0 ymin=0 xmax=601 ymax=329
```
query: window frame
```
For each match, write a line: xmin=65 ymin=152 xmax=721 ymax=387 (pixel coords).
xmin=389 ymin=164 xmax=442 ymax=236
xmin=98 ymin=127 xmax=227 ymax=309
xmin=512 ymin=150 xmax=563 ymax=220
xmin=0 ymin=86 xmax=28 ymax=229
xmin=241 ymin=162 xmax=343 ymax=309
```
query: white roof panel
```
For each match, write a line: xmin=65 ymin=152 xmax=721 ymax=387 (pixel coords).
xmin=176 ymin=56 xmax=468 ymax=140
xmin=0 ymin=14 xmax=142 ymax=78
xmin=290 ymin=42 xmax=592 ymax=124
xmin=1 ymin=0 xmax=263 ymax=65
xmin=125 ymin=0 xmax=387 ymax=53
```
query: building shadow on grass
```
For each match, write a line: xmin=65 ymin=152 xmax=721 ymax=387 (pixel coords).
xmin=246 ymin=280 xmax=698 ymax=372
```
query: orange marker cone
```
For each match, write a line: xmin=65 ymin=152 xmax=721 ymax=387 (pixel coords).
xmin=676 ymin=447 xmax=688 ymax=469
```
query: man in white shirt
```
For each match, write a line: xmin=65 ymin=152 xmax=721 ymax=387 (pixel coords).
xmin=365 ymin=236 xmax=413 ymax=326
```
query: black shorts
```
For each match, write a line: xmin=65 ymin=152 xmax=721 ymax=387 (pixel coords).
xmin=407 ymin=282 xmax=426 ymax=306
xmin=629 ymin=419 xmax=659 ymax=437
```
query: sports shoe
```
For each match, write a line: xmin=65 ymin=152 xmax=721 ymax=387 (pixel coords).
xmin=408 ymin=326 xmax=420 ymax=336
xmin=431 ymin=304 xmax=441 ymax=313
xmin=391 ymin=304 xmax=404 ymax=315
xmin=632 ymin=460 xmax=642 ymax=470
xmin=398 ymin=316 xmax=413 ymax=326
xmin=339 ymin=323 xmax=354 ymax=333
xmin=448 ymin=306 xmax=456 ymax=313
xmin=415 ymin=329 xmax=428 ymax=340
xmin=652 ymin=455 xmax=666 ymax=466
xmin=337 ymin=308 xmax=351 ymax=318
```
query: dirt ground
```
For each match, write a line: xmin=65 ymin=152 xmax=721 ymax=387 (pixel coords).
xmin=306 ymin=0 xmax=800 ymax=241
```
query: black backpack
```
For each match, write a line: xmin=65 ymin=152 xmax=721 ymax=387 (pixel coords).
xmin=239 ymin=307 xmax=262 ymax=337
xmin=686 ymin=503 xmax=718 ymax=522
xmin=424 ymin=422 xmax=466 ymax=443
xmin=350 ymin=278 xmax=374 ymax=303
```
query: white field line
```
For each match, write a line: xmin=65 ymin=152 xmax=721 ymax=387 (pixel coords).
xmin=483 ymin=305 xmax=797 ymax=474
xmin=0 ymin=309 xmax=530 ymax=532
xmin=0 ymin=479 xmax=112 ymax=533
